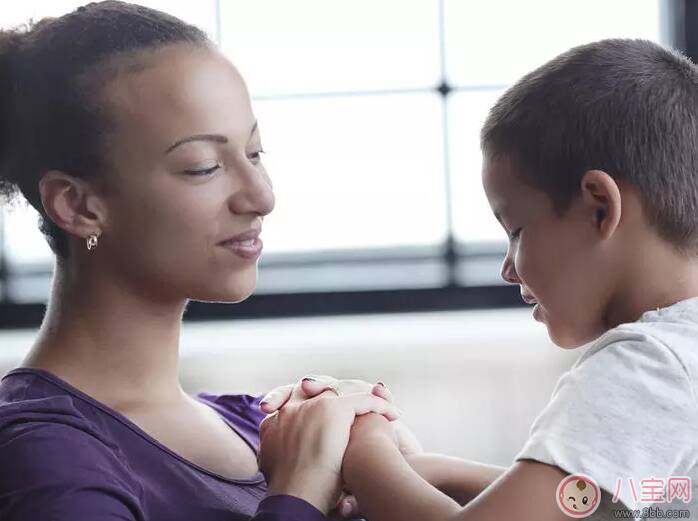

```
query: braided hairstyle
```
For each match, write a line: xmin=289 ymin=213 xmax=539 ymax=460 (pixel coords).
xmin=0 ymin=1 xmax=210 ymax=260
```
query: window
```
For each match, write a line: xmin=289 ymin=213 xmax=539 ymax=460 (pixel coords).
xmin=0 ymin=0 xmax=676 ymax=322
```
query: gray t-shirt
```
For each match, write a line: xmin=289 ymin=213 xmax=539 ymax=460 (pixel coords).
xmin=514 ymin=296 xmax=698 ymax=520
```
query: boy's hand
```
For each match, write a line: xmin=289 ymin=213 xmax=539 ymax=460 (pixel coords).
xmin=343 ymin=413 xmax=400 ymax=476
xmin=350 ymin=412 xmax=399 ymax=446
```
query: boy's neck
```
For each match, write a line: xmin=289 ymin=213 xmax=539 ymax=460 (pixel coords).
xmin=605 ymin=238 xmax=698 ymax=328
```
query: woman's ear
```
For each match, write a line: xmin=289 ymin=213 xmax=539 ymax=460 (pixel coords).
xmin=579 ymin=169 xmax=621 ymax=240
xmin=39 ymin=170 xmax=108 ymax=238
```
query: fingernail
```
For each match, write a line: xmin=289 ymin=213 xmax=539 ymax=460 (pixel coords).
xmin=376 ymin=381 xmax=386 ymax=387
xmin=301 ymin=377 xmax=316 ymax=382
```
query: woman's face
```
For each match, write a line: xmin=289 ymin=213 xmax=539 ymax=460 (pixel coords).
xmin=98 ymin=43 xmax=274 ymax=304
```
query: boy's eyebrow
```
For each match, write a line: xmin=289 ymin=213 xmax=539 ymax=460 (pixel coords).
xmin=164 ymin=121 xmax=259 ymax=154
xmin=493 ymin=208 xmax=514 ymax=231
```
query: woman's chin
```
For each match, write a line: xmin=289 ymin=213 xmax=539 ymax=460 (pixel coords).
xmin=225 ymin=282 xmax=257 ymax=303
xmin=193 ymin=275 xmax=257 ymax=304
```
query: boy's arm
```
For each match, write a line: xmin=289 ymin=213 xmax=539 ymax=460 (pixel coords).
xmin=405 ymin=453 xmax=506 ymax=505
xmin=343 ymin=415 xmax=571 ymax=521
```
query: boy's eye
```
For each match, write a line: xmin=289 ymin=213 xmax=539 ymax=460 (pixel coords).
xmin=249 ymin=149 xmax=266 ymax=164
xmin=184 ymin=164 xmax=221 ymax=176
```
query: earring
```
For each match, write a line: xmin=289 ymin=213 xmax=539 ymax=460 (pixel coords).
xmin=86 ymin=232 xmax=99 ymax=251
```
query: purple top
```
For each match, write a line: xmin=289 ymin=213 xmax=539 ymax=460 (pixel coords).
xmin=0 ymin=367 xmax=326 ymax=521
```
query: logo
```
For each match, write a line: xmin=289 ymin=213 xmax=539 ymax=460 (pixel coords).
xmin=556 ymin=474 xmax=601 ymax=518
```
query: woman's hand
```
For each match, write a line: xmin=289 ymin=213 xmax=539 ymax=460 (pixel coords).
xmin=260 ymin=375 xmax=423 ymax=456
xmin=258 ymin=389 xmax=401 ymax=516
xmin=260 ymin=375 xmax=423 ymax=517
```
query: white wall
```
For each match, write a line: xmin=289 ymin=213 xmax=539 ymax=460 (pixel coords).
xmin=0 ymin=308 xmax=583 ymax=467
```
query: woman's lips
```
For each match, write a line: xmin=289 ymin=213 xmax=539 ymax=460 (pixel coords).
xmin=521 ymin=293 xmax=537 ymax=305
xmin=219 ymin=236 xmax=263 ymax=259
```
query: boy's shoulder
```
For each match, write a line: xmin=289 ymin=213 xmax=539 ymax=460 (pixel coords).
xmin=586 ymin=296 xmax=698 ymax=361
xmin=573 ymin=297 xmax=698 ymax=403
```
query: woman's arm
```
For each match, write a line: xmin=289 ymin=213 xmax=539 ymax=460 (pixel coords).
xmin=343 ymin=415 xmax=571 ymax=521
xmin=405 ymin=453 xmax=506 ymax=505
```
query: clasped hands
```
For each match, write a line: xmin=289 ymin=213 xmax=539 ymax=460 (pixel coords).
xmin=257 ymin=376 xmax=422 ymax=518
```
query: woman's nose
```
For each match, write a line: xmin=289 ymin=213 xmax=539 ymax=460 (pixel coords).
xmin=228 ymin=166 xmax=275 ymax=217
xmin=500 ymin=253 xmax=520 ymax=285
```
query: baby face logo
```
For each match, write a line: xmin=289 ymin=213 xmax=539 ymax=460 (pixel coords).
xmin=556 ymin=474 xmax=601 ymax=518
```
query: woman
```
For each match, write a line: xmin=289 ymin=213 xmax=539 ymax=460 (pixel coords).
xmin=0 ymin=2 xmax=414 ymax=519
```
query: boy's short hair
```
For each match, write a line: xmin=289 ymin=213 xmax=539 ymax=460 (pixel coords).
xmin=481 ymin=38 xmax=698 ymax=252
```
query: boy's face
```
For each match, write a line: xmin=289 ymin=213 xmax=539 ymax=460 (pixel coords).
xmin=482 ymin=155 xmax=615 ymax=348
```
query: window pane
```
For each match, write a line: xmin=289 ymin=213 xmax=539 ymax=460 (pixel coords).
xmin=444 ymin=0 xmax=663 ymax=86
xmin=220 ymin=0 xmax=441 ymax=96
xmin=3 ymin=203 xmax=52 ymax=268
xmin=253 ymin=93 xmax=447 ymax=253
xmin=448 ymin=89 xmax=506 ymax=245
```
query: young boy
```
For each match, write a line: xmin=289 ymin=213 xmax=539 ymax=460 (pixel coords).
xmin=339 ymin=38 xmax=698 ymax=520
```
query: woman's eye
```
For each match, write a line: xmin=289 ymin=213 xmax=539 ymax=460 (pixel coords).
xmin=509 ymin=228 xmax=522 ymax=240
xmin=184 ymin=164 xmax=221 ymax=176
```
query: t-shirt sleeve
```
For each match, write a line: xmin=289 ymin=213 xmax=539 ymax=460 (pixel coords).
xmin=0 ymin=418 xmax=145 ymax=520
xmin=513 ymin=333 xmax=698 ymax=512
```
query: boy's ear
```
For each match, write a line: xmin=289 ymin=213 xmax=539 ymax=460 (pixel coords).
xmin=579 ymin=170 xmax=621 ymax=240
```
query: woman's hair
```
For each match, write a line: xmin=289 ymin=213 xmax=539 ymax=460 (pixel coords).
xmin=0 ymin=1 xmax=210 ymax=260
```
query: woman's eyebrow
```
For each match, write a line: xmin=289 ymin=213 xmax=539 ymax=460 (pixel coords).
xmin=164 ymin=121 xmax=258 ymax=154
xmin=165 ymin=134 xmax=228 ymax=154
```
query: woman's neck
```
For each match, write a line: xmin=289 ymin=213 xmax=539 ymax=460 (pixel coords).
xmin=22 ymin=263 xmax=189 ymax=410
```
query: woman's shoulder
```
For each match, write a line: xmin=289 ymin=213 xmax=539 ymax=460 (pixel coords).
xmin=0 ymin=394 xmax=144 ymax=519
xmin=0 ymin=369 xmax=144 ymax=515
xmin=0 ymin=395 xmax=131 ymax=471
xmin=1 ymin=370 xmax=121 ymax=449
xmin=0 ymin=367 xmax=133 ymax=470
